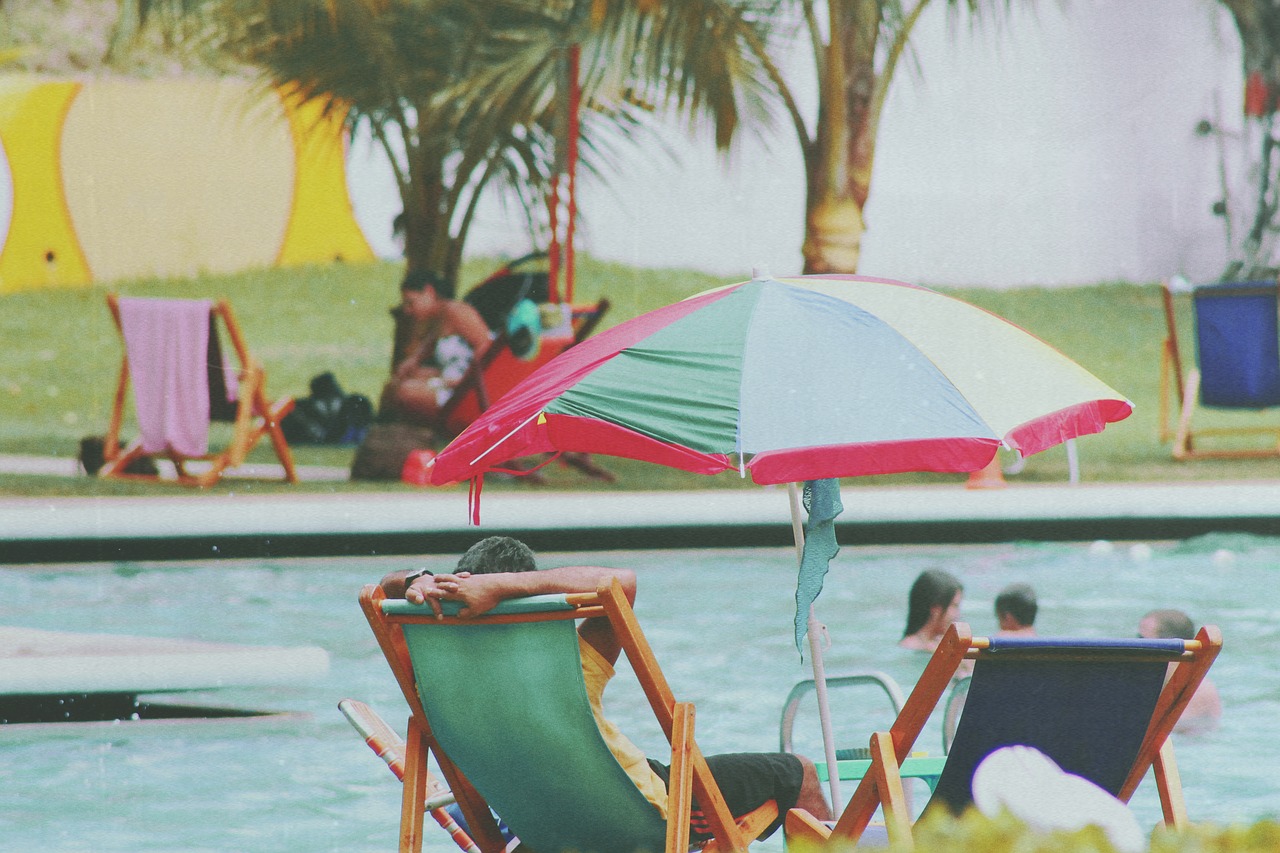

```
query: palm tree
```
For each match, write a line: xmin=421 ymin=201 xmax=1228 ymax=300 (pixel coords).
xmin=729 ymin=1 xmax=1014 ymax=274
xmin=112 ymin=0 xmax=779 ymax=293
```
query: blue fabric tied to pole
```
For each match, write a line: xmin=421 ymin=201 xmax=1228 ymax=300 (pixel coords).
xmin=795 ymin=478 xmax=843 ymax=655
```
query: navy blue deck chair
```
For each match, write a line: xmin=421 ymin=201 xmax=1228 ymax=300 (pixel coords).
xmin=359 ymin=580 xmax=778 ymax=853
xmin=1161 ymin=278 xmax=1280 ymax=459
xmin=784 ymin=622 xmax=1222 ymax=851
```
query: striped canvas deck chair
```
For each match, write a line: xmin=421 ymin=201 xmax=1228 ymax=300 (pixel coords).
xmin=785 ymin=622 xmax=1222 ymax=851
xmin=102 ymin=294 xmax=297 ymax=486
xmin=360 ymin=579 xmax=777 ymax=853
xmin=1160 ymin=278 xmax=1280 ymax=459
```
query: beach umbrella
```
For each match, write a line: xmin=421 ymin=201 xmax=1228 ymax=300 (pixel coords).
xmin=429 ymin=273 xmax=1133 ymax=803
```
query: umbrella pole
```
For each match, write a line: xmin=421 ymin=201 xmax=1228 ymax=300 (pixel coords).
xmin=788 ymin=483 xmax=843 ymax=809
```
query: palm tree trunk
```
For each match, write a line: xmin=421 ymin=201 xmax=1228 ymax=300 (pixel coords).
xmin=802 ymin=0 xmax=880 ymax=274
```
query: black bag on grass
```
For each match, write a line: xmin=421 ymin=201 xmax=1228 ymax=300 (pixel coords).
xmin=282 ymin=373 xmax=373 ymax=446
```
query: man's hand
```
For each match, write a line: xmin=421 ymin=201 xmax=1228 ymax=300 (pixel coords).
xmin=405 ymin=571 xmax=502 ymax=619
xmin=404 ymin=572 xmax=455 ymax=619
xmin=427 ymin=572 xmax=506 ymax=619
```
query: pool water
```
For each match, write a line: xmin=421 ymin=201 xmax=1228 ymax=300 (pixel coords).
xmin=1 ymin=534 xmax=1277 ymax=851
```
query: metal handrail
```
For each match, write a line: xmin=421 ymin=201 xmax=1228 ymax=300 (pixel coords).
xmin=778 ymin=671 xmax=907 ymax=754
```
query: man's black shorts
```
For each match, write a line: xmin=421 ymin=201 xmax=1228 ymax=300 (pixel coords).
xmin=648 ymin=752 xmax=803 ymax=841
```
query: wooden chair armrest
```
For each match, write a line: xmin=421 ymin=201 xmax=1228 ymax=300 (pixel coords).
xmin=784 ymin=808 xmax=832 ymax=853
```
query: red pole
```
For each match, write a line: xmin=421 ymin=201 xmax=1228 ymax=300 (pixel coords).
xmin=565 ymin=44 xmax=581 ymax=304
xmin=547 ymin=179 xmax=561 ymax=304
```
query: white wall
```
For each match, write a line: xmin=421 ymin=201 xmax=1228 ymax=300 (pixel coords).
xmin=347 ymin=0 xmax=1242 ymax=288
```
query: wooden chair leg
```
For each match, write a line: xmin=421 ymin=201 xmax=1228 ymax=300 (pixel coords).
xmin=666 ymin=702 xmax=694 ymax=853
xmin=265 ymin=397 xmax=299 ymax=483
xmin=869 ymin=732 xmax=912 ymax=850
xmin=401 ymin=715 xmax=430 ymax=853
xmin=1173 ymin=369 xmax=1200 ymax=460
xmin=1153 ymin=739 xmax=1188 ymax=829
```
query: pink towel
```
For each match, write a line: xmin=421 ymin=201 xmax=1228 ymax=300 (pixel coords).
xmin=118 ymin=297 xmax=213 ymax=457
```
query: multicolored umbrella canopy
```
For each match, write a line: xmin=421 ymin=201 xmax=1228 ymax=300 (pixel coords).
xmin=431 ymin=274 xmax=1133 ymax=488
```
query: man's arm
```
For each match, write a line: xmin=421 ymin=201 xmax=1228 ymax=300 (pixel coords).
xmin=424 ymin=566 xmax=636 ymax=664
xmin=379 ymin=569 xmax=414 ymax=599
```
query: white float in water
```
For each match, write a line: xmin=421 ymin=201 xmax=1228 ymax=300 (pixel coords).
xmin=1129 ymin=543 xmax=1153 ymax=562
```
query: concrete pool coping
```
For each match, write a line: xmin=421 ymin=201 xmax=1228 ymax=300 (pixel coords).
xmin=3 ymin=479 xmax=1279 ymax=564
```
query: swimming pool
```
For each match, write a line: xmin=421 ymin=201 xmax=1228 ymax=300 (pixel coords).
xmin=1 ymin=535 xmax=1276 ymax=851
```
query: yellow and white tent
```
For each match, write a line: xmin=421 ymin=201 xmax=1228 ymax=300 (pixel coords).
xmin=0 ymin=75 xmax=374 ymax=294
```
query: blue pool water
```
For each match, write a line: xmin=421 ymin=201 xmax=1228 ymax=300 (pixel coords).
xmin=1 ymin=534 xmax=1277 ymax=851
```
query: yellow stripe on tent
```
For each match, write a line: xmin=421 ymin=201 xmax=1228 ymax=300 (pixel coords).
xmin=0 ymin=78 xmax=91 ymax=294
xmin=275 ymin=89 xmax=373 ymax=267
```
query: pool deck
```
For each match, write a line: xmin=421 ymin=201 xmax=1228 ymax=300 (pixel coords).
xmin=3 ymin=462 xmax=1279 ymax=563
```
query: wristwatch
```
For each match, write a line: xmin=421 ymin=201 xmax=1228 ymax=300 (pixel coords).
xmin=403 ymin=567 xmax=434 ymax=590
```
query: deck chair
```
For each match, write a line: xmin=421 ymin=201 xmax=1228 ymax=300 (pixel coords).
xmin=102 ymin=294 xmax=297 ymax=487
xmin=1160 ymin=278 xmax=1280 ymax=459
xmin=360 ymin=579 xmax=778 ymax=853
xmin=785 ymin=622 xmax=1222 ymax=851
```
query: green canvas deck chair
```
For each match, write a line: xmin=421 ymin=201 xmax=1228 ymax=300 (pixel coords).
xmin=1160 ymin=278 xmax=1280 ymax=459
xmin=360 ymin=580 xmax=778 ymax=853
xmin=785 ymin=622 xmax=1222 ymax=851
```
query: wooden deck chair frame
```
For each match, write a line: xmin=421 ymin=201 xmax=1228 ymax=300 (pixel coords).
xmin=102 ymin=294 xmax=298 ymax=487
xmin=1160 ymin=278 xmax=1280 ymax=459
xmin=785 ymin=621 xmax=1222 ymax=852
xmin=360 ymin=579 xmax=777 ymax=853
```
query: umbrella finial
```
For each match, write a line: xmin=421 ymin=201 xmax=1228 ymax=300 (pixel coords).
xmin=750 ymin=266 xmax=773 ymax=281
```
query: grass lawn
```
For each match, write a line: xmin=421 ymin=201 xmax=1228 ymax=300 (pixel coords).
xmin=2 ymin=256 xmax=1277 ymax=497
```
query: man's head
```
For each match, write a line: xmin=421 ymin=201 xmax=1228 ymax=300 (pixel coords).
xmin=994 ymin=583 xmax=1037 ymax=629
xmin=456 ymin=536 xmax=537 ymax=575
xmin=1139 ymin=608 xmax=1195 ymax=640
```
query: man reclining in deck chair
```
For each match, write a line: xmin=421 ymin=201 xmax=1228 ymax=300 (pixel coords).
xmin=381 ymin=537 xmax=832 ymax=846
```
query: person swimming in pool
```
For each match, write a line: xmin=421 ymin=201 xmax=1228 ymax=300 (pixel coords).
xmin=899 ymin=569 xmax=965 ymax=652
xmin=994 ymin=582 xmax=1037 ymax=637
xmin=1139 ymin=608 xmax=1221 ymax=733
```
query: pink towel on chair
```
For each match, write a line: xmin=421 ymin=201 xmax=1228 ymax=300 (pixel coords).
xmin=118 ymin=297 xmax=212 ymax=457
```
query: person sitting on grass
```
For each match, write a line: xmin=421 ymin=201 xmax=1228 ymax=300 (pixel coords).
xmin=387 ymin=269 xmax=493 ymax=424
xmin=380 ymin=536 xmax=832 ymax=845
